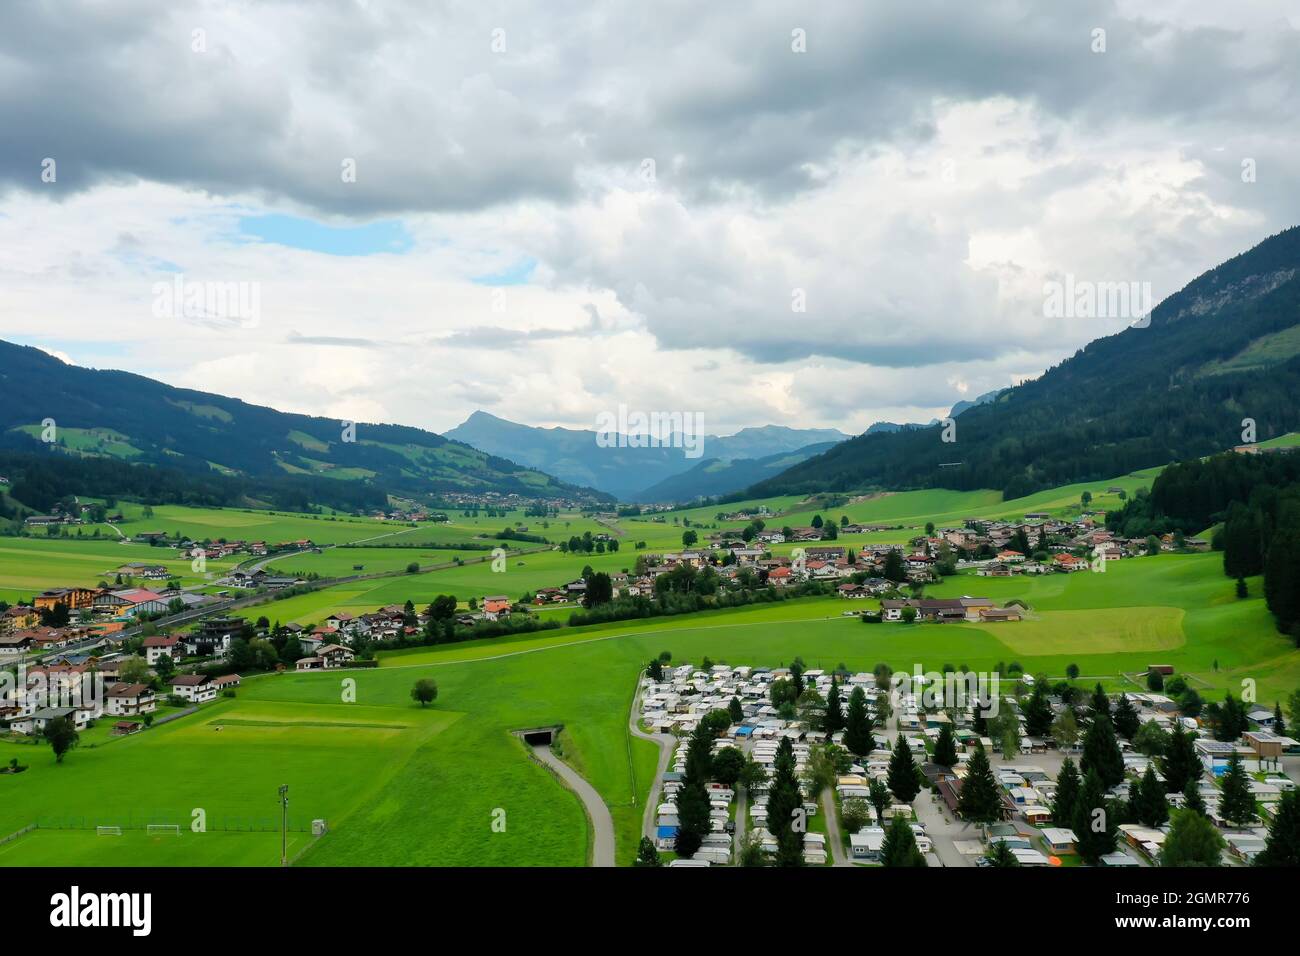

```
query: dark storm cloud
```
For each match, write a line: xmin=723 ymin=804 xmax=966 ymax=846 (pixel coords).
xmin=2 ymin=0 xmax=1292 ymax=215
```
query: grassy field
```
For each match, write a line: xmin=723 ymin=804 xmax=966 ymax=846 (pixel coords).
xmin=0 ymin=536 xmax=239 ymax=598
xmin=0 ymin=698 xmax=458 ymax=866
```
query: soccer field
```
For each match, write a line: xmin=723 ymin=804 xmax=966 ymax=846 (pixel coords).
xmin=0 ymin=827 xmax=311 ymax=867
xmin=0 ymin=698 xmax=459 ymax=867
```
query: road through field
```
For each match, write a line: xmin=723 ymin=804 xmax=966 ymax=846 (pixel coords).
xmin=528 ymin=743 xmax=615 ymax=867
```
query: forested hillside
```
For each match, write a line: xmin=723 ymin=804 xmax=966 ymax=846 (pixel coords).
xmin=753 ymin=227 xmax=1300 ymax=499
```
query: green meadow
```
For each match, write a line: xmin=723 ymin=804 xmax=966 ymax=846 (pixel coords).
xmin=0 ymin=536 xmax=239 ymax=598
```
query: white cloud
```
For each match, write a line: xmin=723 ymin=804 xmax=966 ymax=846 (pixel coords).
xmin=1 ymin=1 xmax=1298 ymax=435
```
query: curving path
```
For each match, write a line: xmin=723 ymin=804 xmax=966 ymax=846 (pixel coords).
xmin=527 ymin=743 xmax=616 ymax=867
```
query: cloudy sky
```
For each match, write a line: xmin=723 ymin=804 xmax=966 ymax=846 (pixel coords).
xmin=1 ymin=0 xmax=1298 ymax=436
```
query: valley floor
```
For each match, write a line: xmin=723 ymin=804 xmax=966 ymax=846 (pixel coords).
xmin=2 ymin=551 xmax=1295 ymax=866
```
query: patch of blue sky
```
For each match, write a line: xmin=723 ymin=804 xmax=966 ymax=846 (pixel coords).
xmin=236 ymin=213 xmax=414 ymax=256
xmin=470 ymin=257 xmax=537 ymax=286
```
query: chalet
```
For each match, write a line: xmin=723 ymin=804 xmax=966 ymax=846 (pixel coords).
xmin=766 ymin=566 xmax=793 ymax=587
xmin=482 ymin=596 xmax=513 ymax=621
xmin=105 ymin=683 xmax=157 ymax=717
xmin=142 ymin=635 xmax=182 ymax=665
xmin=168 ymin=674 xmax=217 ymax=704
xmin=116 ymin=563 xmax=171 ymax=580
xmin=296 ymin=643 xmax=356 ymax=671
xmin=185 ymin=617 xmax=245 ymax=657
xmin=0 ymin=631 xmax=36 ymax=658
xmin=11 ymin=706 xmax=93 ymax=736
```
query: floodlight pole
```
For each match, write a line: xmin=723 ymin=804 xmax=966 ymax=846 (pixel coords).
xmin=278 ymin=784 xmax=289 ymax=866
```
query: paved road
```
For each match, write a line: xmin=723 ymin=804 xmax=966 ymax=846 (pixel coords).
xmin=528 ymin=743 xmax=616 ymax=867
xmin=821 ymin=788 xmax=851 ymax=866
xmin=627 ymin=673 xmax=675 ymax=843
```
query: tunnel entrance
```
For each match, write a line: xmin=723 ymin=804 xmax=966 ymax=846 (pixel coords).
xmin=514 ymin=725 xmax=562 ymax=747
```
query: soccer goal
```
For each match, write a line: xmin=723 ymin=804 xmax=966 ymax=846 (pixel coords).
xmin=96 ymin=826 xmax=123 ymax=836
xmin=146 ymin=824 xmax=181 ymax=836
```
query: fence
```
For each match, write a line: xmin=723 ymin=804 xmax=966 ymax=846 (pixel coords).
xmin=36 ymin=812 xmax=313 ymax=833
xmin=0 ymin=823 xmax=36 ymax=846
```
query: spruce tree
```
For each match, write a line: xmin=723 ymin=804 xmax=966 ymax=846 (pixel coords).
xmin=729 ymin=695 xmax=744 ymax=723
xmin=1161 ymin=723 xmax=1200 ymax=794
xmin=933 ymin=722 xmax=959 ymax=768
xmin=766 ymin=737 xmax=804 ymax=863
xmin=1218 ymin=750 xmax=1256 ymax=826
xmin=824 ymin=676 xmax=844 ymax=734
xmin=1135 ymin=765 xmax=1169 ymax=827
xmin=1112 ymin=694 xmax=1140 ymax=739
xmin=880 ymin=813 xmax=926 ymax=867
xmin=1023 ymin=682 xmax=1053 ymax=738
xmin=956 ymin=744 xmax=1002 ymax=823
xmin=1255 ymin=789 xmax=1300 ymax=867
xmin=683 ymin=724 xmax=713 ymax=785
xmin=1273 ymin=701 xmax=1287 ymax=738
xmin=674 ymin=779 xmax=710 ymax=857
xmin=1091 ymin=683 xmax=1110 ymax=718
xmin=1182 ymin=778 xmax=1207 ymax=816
xmin=843 ymin=686 xmax=874 ymax=756
xmin=1052 ymin=757 xmax=1081 ymax=828
xmin=1080 ymin=713 xmax=1125 ymax=790
xmin=887 ymin=733 xmax=921 ymax=803
xmin=1073 ymin=768 xmax=1117 ymax=863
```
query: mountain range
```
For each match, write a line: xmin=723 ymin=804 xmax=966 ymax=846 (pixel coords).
xmin=751 ymin=226 xmax=1300 ymax=499
xmin=6 ymin=226 xmax=1299 ymax=512
xmin=445 ymin=411 xmax=849 ymax=500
